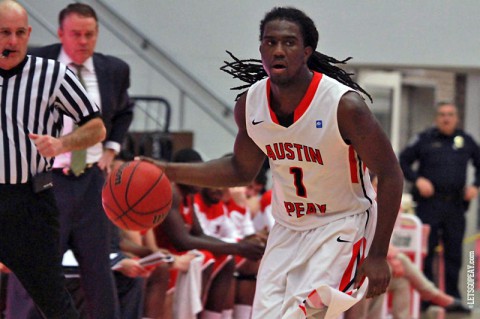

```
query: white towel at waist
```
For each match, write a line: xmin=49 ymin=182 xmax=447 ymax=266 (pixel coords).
xmin=287 ymin=278 xmax=369 ymax=319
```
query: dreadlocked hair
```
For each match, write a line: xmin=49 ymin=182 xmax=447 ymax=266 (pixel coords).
xmin=308 ymin=52 xmax=372 ymax=102
xmin=220 ymin=7 xmax=372 ymax=102
xmin=220 ymin=50 xmax=372 ymax=103
xmin=220 ymin=51 xmax=265 ymax=99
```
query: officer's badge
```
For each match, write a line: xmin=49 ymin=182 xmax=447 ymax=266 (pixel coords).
xmin=453 ymin=135 xmax=464 ymax=149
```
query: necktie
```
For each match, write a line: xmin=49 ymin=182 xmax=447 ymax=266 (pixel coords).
xmin=69 ymin=64 xmax=87 ymax=176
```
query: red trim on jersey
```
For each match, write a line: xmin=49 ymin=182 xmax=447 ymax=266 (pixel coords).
xmin=298 ymin=303 xmax=307 ymax=315
xmin=194 ymin=193 xmax=225 ymax=220
xmin=294 ymin=72 xmax=322 ymax=122
xmin=260 ymin=189 xmax=272 ymax=211
xmin=266 ymin=72 xmax=323 ymax=125
xmin=224 ymin=198 xmax=247 ymax=216
xmin=339 ymin=237 xmax=366 ymax=292
xmin=266 ymin=80 xmax=279 ymax=124
xmin=307 ymin=289 xmax=326 ymax=308
xmin=349 ymin=145 xmax=359 ymax=183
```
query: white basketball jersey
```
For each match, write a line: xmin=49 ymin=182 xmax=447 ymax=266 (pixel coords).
xmin=246 ymin=72 xmax=376 ymax=231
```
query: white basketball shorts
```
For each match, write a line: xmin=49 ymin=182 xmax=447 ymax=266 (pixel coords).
xmin=252 ymin=205 xmax=377 ymax=319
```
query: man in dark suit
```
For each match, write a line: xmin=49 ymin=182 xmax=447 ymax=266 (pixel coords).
xmin=26 ymin=3 xmax=134 ymax=318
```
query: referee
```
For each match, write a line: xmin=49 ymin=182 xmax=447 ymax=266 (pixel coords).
xmin=0 ymin=1 xmax=105 ymax=318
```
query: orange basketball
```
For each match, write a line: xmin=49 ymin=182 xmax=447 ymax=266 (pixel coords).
xmin=102 ymin=160 xmax=172 ymax=231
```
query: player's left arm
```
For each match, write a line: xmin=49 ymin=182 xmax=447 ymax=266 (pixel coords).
xmin=338 ymin=91 xmax=404 ymax=298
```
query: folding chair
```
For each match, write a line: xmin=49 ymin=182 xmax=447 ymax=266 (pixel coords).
xmin=382 ymin=213 xmax=426 ymax=319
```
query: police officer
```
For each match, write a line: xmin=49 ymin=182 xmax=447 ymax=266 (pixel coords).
xmin=399 ymin=101 xmax=480 ymax=313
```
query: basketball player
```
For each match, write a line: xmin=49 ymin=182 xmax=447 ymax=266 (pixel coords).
xmin=194 ymin=186 xmax=262 ymax=319
xmin=142 ymin=7 xmax=403 ymax=318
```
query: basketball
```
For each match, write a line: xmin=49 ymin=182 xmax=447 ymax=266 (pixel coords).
xmin=102 ymin=160 xmax=172 ymax=231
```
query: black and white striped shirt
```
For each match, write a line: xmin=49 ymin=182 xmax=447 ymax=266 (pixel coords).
xmin=0 ymin=55 xmax=100 ymax=184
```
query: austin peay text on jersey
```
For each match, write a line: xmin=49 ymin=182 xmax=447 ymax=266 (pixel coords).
xmin=265 ymin=142 xmax=323 ymax=164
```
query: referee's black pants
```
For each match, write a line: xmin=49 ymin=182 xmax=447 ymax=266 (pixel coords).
xmin=0 ymin=184 xmax=78 ymax=319
xmin=416 ymin=197 xmax=467 ymax=299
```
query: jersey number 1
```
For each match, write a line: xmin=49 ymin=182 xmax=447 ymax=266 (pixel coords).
xmin=290 ymin=167 xmax=307 ymax=198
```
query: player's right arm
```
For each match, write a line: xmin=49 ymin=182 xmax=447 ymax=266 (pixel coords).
xmin=147 ymin=93 xmax=266 ymax=188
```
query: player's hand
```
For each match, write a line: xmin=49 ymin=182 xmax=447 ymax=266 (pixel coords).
xmin=236 ymin=238 xmax=265 ymax=261
xmin=135 ymin=156 xmax=168 ymax=172
xmin=0 ymin=263 xmax=11 ymax=273
xmin=416 ymin=177 xmax=434 ymax=198
xmin=173 ymin=252 xmax=196 ymax=272
xmin=354 ymin=255 xmax=391 ymax=299
xmin=29 ymin=133 xmax=64 ymax=157
xmin=98 ymin=148 xmax=116 ymax=174
xmin=117 ymin=258 xmax=151 ymax=278
xmin=464 ymin=185 xmax=479 ymax=201
xmin=243 ymin=232 xmax=268 ymax=246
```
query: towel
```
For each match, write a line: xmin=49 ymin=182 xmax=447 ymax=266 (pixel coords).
xmin=173 ymin=254 xmax=205 ymax=319
xmin=288 ymin=278 xmax=369 ymax=319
